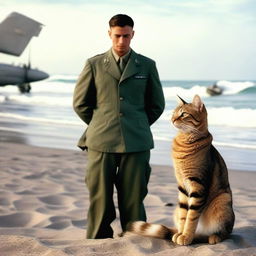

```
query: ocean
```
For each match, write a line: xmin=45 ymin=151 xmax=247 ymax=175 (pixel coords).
xmin=0 ymin=76 xmax=256 ymax=171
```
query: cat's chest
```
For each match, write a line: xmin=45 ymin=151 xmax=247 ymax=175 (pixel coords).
xmin=175 ymin=167 xmax=203 ymax=180
xmin=172 ymin=134 xmax=212 ymax=157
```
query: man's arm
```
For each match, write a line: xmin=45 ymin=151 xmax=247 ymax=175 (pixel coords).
xmin=145 ymin=61 xmax=165 ymax=125
xmin=73 ymin=60 xmax=96 ymax=125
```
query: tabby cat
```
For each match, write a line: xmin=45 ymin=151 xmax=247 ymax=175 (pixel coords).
xmin=127 ymin=95 xmax=235 ymax=245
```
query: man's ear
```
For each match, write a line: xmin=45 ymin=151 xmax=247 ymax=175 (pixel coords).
xmin=131 ymin=30 xmax=135 ymax=39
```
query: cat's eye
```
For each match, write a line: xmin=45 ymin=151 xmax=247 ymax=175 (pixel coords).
xmin=180 ymin=112 xmax=188 ymax=118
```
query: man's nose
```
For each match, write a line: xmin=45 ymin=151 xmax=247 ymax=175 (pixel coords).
xmin=119 ymin=36 xmax=125 ymax=44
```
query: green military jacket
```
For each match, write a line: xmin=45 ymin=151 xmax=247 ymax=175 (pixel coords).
xmin=73 ymin=48 xmax=165 ymax=152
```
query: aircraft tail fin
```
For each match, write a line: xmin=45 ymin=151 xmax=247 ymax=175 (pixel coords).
xmin=0 ymin=12 xmax=43 ymax=56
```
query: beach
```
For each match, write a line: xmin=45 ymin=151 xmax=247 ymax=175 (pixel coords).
xmin=1 ymin=0 xmax=256 ymax=253
xmin=1 ymin=130 xmax=256 ymax=256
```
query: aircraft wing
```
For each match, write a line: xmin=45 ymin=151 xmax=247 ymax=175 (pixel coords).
xmin=0 ymin=12 xmax=43 ymax=56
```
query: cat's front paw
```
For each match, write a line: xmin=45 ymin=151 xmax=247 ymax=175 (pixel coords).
xmin=208 ymin=234 xmax=221 ymax=244
xmin=175 ymin=234 xmax=193 ymax=245
xmin=172 ymin=232 xmax=182 ymax=243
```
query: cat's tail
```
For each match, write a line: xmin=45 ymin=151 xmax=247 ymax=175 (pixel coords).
xmin=126 ymin=221 xmax=177 ymax=240
xmin=126 ymin=221 xmax=217 ymax=244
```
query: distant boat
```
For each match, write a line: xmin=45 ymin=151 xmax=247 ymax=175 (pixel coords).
xmin=206 ymin=84 xmax=223 ymax=96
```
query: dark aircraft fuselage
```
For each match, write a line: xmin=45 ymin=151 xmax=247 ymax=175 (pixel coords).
xmin=0 ymin=63 xmax=49 ymax=86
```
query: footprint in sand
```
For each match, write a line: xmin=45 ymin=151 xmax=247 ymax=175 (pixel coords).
xmin=0 ymin=197 xmax=11 ymax=206
xmin=46 ymin=221 xmax=71 ymax=230
xmin=38 ymin=195 xmax=74 ymax=206
xmin=13 ymin=198 xmax=41 ymax=211
xmin=0 ymin=212 xmax=47 ymax=227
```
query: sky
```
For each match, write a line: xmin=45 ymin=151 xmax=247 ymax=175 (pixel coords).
xmin=0 ymin=0 xmax=255 ymax=80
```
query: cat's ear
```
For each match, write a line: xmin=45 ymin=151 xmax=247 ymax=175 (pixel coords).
xmin=192 ymin=95 xmax=204 ymax=112
xmin=177 ymin=95 xmax=187 ymax=105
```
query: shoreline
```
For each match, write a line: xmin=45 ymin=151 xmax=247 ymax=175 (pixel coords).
xmin=1 ymin=128 xmax=255 ymax=172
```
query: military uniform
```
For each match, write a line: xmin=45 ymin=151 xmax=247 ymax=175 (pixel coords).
xmin=73 ymin=48 xmax=165 ymax=238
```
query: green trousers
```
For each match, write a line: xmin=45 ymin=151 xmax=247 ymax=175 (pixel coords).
xmin=85 ymin=149 xmax=151 ymax=239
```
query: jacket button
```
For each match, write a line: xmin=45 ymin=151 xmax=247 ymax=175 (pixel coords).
xmin=119 ymin=112 xmax=123 ymax=117
xmin=120 ymin=97 xmax=124 ymax=101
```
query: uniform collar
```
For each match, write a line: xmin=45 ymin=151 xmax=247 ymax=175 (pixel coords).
xmin=104 ymin=49 xmax=140 ymax=82
xmin=111 ymin=48 xmax=131 ymax=64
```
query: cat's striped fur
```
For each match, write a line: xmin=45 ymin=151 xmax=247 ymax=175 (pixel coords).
xmin=127 ymin=95 xmax=235 ymax=245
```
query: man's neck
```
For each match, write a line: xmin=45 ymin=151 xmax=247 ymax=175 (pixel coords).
xmin=112 ymin=48 xmax=131 ymax=61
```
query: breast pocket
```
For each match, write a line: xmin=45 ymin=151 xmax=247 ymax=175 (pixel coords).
xmin=132 ymin=75 xmax=148 ymax=98
xmin=133 ymin=75 xmax=148 ymax=86
xmin=121 ymin=75 xmax=148 ymax=105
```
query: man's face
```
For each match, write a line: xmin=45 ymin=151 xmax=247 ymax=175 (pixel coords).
xmin=108 ymin=26 xmax=134 ymax=57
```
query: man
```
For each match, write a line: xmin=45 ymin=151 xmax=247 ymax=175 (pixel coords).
xmin=73 ymin=14 xmax=165 ymax=239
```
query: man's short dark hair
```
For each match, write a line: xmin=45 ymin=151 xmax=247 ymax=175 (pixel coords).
xmin=109 ymin=14 xmax=134 ymax=28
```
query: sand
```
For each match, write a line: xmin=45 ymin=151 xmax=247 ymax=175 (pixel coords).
xmin=0 ymin=141 xmax=256 ymax=256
